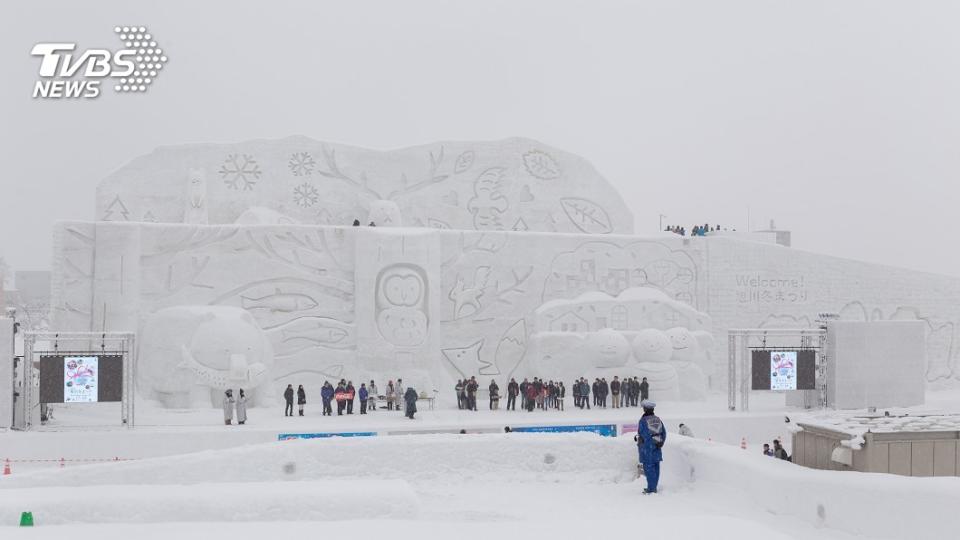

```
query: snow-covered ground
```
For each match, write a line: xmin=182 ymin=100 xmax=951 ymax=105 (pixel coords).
xmin=2 ymin=390 xmax=959 ymax=539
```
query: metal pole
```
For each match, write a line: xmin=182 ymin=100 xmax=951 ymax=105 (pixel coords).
xmin=728 ymin=332 xmax=737 ymax=410
xmin=128 ymin=333 xmax=136 ymax=428
xmin=23 ymin=334 xmax=33 ymax=431
xmin=739 ymin=333 xmax=750 ymax=411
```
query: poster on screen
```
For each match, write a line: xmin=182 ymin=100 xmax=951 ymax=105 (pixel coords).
xmin=770 ymin=351 xmax=797 ymax=391
xmin=64 ymin=356 xmax=99 ymax=402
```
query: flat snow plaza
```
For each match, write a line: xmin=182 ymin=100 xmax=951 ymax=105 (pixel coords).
xmin=3 ymin=1 xmax=960 ymax=539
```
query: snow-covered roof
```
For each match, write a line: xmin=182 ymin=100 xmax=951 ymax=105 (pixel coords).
xmin=798 ymin=413 xmax=960 ymax=438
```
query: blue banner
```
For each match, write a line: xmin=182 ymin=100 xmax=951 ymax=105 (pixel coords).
xmin=511 ymin=424 xmax=617 ymax=437
xmin=278 ymin=431 xmax=377 ymax=441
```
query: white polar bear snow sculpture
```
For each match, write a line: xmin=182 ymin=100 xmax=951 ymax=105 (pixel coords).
xmin=631 ymin=329 xmax=680 ymax=401
xmin=665 ymin=327 xmax=713 ymax=400
xmin=138 ymin=306 xmax=275 ymax=408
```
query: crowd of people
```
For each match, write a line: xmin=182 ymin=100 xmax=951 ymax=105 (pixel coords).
xmin=217 ymin=374 xmax=662 ymax=424
xmin=452 ymin=375 xmax=651 ymax=412
xmin=219 ymin=377 xmax=423 ymax=425
xmin=280 ymin=378 xmax=421 ymax=419
xmin=665 ymin=223 xmax=733 ymax=236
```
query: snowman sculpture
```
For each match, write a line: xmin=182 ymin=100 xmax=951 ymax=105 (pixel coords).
xmin=665 ymin=327 xmax=709 ymax=400
xmin=587 ymin=328 xmax=633 ymax=379
xmin=631 ymin=329 xmax=680 ymax=401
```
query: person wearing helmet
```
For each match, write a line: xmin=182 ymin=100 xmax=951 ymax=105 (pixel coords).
xmin=637 ymin=399 xmax=667 ymax=494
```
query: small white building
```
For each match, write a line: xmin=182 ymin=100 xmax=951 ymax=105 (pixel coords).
xmin=793 ymin=414 xmax=960 ymax=477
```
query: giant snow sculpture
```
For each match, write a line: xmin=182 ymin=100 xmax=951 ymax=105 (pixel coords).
xmin=46 ymin=136 xmax=960 ymax=410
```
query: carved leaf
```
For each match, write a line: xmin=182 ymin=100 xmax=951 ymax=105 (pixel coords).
xmin=454 ymin=151 xmax=475 ymax=174
xmin=523 ymin=150 xmax=561 ymax=180
xmin=560 ymin=198 xmax=613 ymax=234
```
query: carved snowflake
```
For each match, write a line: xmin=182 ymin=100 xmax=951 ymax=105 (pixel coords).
xmin=288 ymin=152 xmax=316 ymax=177
xmin=293 ymin=182 xmax=319 ymax=207
xmin=219 ymin=154 xmax=262 ymax=190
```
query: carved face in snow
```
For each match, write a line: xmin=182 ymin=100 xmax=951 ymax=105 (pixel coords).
xmin=666 ymin=327 xmax=698 ymax=362
xmin=587 ymin=329 xmax=630 ymax=368
xmin=376 ymin=308 xmax=427 ymax=346
xmin=383 ymin=274 xmax=423 ymax=307
xmin=632 ymin=329 xmax=673 ymax=364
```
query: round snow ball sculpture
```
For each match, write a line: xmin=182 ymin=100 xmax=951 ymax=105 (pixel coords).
xmin=632 ymin=328 xmax=672 ymax=363
xmin=587 ymin=328 xmax=631 ymax=368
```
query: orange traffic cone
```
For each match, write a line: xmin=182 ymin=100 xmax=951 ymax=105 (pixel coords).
xmin=3 ymin=459 xmax=11 ymax=475
xmin=740 ymin=437 xmax=747 ymax=450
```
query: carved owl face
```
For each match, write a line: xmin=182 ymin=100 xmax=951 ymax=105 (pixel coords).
xmin=377 ymin=265 xmax=426 ymax=308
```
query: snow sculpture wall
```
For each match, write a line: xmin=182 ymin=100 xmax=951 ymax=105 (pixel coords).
xmin=139 ymin=306 xmax=274 ymax=408
xmin=47 ymin=138 xmax=960 ymax=408
xmin=95 ymin=136 xmax=634 ymax=236
xmin=825 ymin=320 xmax=926 ymax=409
xmin=49 ymin=221 xmax=960 ymax=408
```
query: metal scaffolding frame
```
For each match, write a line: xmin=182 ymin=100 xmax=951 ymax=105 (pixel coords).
xmin=18 ymin=331 xmax=136 ymax=431
xmin=727 ymin=328 xmax=827 ymax=412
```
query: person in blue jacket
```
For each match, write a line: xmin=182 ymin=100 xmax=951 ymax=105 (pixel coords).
xmin=359 ymin=383 xmax=369 ymax=415
xmin=320 ymin=381 xmax=335 ymax=416
xmin=637 ymin=399 xmax=666 ymax=494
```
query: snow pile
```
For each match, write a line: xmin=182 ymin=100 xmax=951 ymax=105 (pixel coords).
xmin=0 ymin=480 xmax=418 ymax=526
xmin=1 ymin=433 xmax=637 ymax=489
xmin=4 ymin=431 xmax=958 ymax=537
xmin=667 ymin=436 xmax=960 ymax=540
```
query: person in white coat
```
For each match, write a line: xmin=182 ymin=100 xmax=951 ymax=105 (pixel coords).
xmin=395 ymin=378 xmax=405 ymax=413
xmin=385 ymin=381 xmax=396 ymax=410
xmin=368 ymin=380 xmax=378 ymax=411
xmin=678 ymin=423 xmax=694 ymax=437
xmin=223 ymin=390 xmax=235 ymax=425
xmin=236 ymin=388 xmax=248 ymax=425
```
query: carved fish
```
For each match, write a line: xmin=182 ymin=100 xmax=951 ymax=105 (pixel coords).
xmin=281 ymin=327 xmax=348 ymax=344
xmin=240 ymin=288 xmax=318 ymax=312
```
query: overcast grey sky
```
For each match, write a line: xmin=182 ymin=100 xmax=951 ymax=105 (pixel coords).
xmin=2 ymin=0 xmax=959 ymax=277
